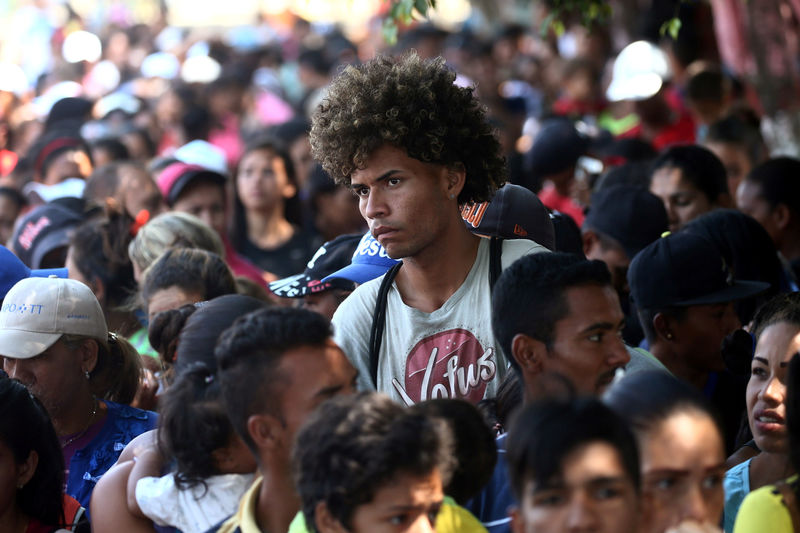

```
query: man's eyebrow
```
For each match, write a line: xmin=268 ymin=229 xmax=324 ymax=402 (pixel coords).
xmin=753 ymin=356 xmax=769 ymax=365
xmin=579 ymin=320 xmax=622 ymax=335
xmin=585 ymin=476 xmax=630 ymax=488
xmin=314 ymin=384 xmax=345 ymax=398
xmin=349 ymin=169 xmax=400 ymax=189
xmin=645 ymin=468 xmax=689 ymax=478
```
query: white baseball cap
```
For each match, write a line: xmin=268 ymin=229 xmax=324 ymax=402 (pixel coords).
xmin=606 ymin=40 xmax=672 ymax=102
xmin=0 ymin=277 xmax=108 ymax=359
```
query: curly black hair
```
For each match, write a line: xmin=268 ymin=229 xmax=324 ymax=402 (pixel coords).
xmin=310 ymin=52 xmax=505 ymax=204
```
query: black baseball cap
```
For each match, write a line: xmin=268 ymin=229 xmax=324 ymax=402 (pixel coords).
xmin=462 ymin=183 xmax=555 ymax=250
xmin=269 ymin=234 xmax=360 ymax=298
xmin=11 ymin=202 xmax=84 ymax=269
xmin=526 ymin=119 xmax=590 ymax=178
xmin=583 ymin=184 xmax=668 ymax=259
xmin=628 ymin=232 xmax=770 ymax=309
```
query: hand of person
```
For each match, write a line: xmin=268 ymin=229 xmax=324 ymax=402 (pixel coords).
xmin=130 ymin=368 xmax=158 ymax=411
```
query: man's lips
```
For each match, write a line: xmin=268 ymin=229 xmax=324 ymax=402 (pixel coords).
xmin=372 ymin=225 xmax=399 ymax=239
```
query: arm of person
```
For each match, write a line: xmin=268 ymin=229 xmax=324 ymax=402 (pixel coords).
xmin=126 ymin=443 xmax=163 ymax=518
xmin=331 ymin=280 xmax=381 ymax=392
xmin=90 ymin=461 xmax=156 ymax=533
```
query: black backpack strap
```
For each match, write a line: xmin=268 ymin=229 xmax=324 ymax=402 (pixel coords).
xmin=368 ymin=262 xmax=403 ymax=388
xmin=489 ymin=236 xmax=504 ymax=290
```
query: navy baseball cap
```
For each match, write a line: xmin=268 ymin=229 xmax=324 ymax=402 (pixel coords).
xmin=0 ymin=245 xmax=67 ymax=299
xmin=322 ymin=231 xmax=400 ymax=285
xmin=583 ymin=184 xmax=668 ymax=259
xmin=526 ymin=119 xmax=590 ymax=178
xmin=462 ymin=183 xmax=556 ymax=250
xmin=628 ymin=232 xmax=770 ymax=309
xmin=10 ymin=202 xmax=84 ymax=269
xmin=270 ymin=234 xmax=361 ymax=298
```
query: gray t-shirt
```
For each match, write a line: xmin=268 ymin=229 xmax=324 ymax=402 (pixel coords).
xmin=332 ymin=238 xmax=547 ymax=405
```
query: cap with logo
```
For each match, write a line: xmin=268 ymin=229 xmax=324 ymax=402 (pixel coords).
xmin=157 ymin=162 xmax=226 ymax=207
xmin=462 ymin=183 xmax=555 ymax=250
xmin=10 ymin=201 xmax=84 ymax=269
xmin=0 ymin=246 xmax=67 ymax=300
xmin=322 ymin=231 xmax=401 ymax=285
xmin=628 ymin=232 xmax=770 ymax=310
xmin=583 ymin=184 xmax=669 ymax=259
xmin=0 ymin=277 xmax=108 ymax=359
xmin=269 ymin=234 xmax=361 ymax=298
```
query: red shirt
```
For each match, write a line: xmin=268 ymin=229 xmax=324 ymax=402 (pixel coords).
xmin=538 ymin=185 xmax=586 ymax=227
xmin=619 ymin=111 xmax=696 ymax=151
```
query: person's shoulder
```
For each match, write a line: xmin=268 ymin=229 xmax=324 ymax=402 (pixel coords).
xmin=105 ymin=401 xmax=158 ymax=424
xmin=332 ymin=275 xmax=384 ymax=323
xmin=499 ymin=238 xmax=549 ymax=269
xmin=734 ymin=480 xmax=795 ymax=533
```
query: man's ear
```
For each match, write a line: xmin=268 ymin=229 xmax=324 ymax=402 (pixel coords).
xmin=314 ymin=501 xmax=349 ymax=533
xmin=509 ymin=506 xmax=524 ymax=533
xmin=582 ymin=230 xmax=598 ymax=258
xmin=773 ymin=203 xmax=791 ymax=231
xmin=444 ymin=163 xmax=466 ymax=200
xmin=246 ymin=413 xmax=285 ymax=455
xmin=652 ymin=312 xmax=675 ymax=342
xmin=511 ymin=333 xmax=546 ymax=381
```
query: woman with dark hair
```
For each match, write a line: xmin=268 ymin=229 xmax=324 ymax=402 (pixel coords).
xmin=721 ymin=293 xmax=800 ymax=531
xmin=734 ymin=354 xmax=800 ymax=532
xmin=230 ymin=137 xmax=317 ymax=278
xmin=0 ymin=375 xmax=86 ymax=532
xmin=91 ymin=294 xmax=267 ymax=533
xmin=605 ymin=371 xmax=727 ymax=533
xmin=649 ymin=144 xmax=731 ymax=232
xmin=139 ymin=248 xmax=237 ymax=322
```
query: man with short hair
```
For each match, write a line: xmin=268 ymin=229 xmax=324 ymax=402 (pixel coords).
xmin=470 ymin=252 xmax=631 ymax=532
xmin=628 ymin=231 xmax=768 ymax=450
xmin=506 ymin=397 xmax=642 ymax=533
xmin=737 ymin=157 xmax=800 ymax=283
xmin=210 ymin=307 xmax=358 ymax=533
xmin=582 ymin=184 xmax=668 ymax=344
xmin=310 ymin=53 xmax=547 ymax=405
xmin=292 ymin=392 xmax=455 ymax=533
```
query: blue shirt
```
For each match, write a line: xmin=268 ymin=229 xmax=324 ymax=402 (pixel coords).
xmin=67 ymin=400 xmax=158 ymax=519
xmin=467 ymin=433 xmax=515 ymax=533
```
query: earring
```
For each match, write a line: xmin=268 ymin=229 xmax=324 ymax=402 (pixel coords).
xmin=666 ymin=333 xmax=673 ymax=340
xmin=85 ymin=370 xmax=91 ymax=380
xmin=449 ymin=194 xmax=455 ymax=199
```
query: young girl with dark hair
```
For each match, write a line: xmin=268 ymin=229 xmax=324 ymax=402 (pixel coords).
xmin=125 ymin=363 xmax=256 ymax=533
xmin=0 ymin=375 xmax=87 ymax=532
xmin=230 ymin=138 xmax=317 ymax=278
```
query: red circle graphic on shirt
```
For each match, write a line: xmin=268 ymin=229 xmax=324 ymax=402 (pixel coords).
xmin=400 ymin=328 xmax=497 ymax=405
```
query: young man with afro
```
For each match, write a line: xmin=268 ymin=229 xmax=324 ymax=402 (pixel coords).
xmin=310 ymin=53 xmax=547 ymax=406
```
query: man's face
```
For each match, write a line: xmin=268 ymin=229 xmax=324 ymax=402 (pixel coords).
xmin=42 ymin=149 xmax=92 ymax=185
xmin=120 ymin=166 xmax=165 ymax=218
xmin=276 ymin=339 xmax=358 ymax=457
xmin=350 ymin=144 xmax=457 ymax=260
xmin=705 ymin=141 xmax=753 ymax=207
xmin=736 ymin=180 xmax=780 ymax=244
xmin=511 ymin=441 xmax=640 ymax=533
xmin=346 ymin=470 xmax=444 ymax=533
xmin=583 ymin=235 xmax=630 ymax=300
xmin=649 ymin=167 xmax=713 ymax=233
xmin=671 ymin=303 xmax=740 ymax=374
xmin=172 ymin=181 xmax=227 ymax=238
xmin=543 ymin=285 xmax=629 ymax=394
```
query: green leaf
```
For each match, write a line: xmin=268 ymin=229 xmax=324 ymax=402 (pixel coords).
xmin=414 ymin=0 xmax=430 ymax=16
xmin=659 ymin=17 xmax=682 ymax=39
xmin=382 ymin=18 xmax=398 ymax=44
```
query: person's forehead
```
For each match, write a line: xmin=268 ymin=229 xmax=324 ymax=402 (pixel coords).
xmin=651 ymin=167 xmax=696 ymax=192
xmin=560 ymin=284 xmax=621 ymax=320
xmin=350 ymin=145 xmax=434 ymax=183
xmin=532 ymin=441 xmax=631 ymax=490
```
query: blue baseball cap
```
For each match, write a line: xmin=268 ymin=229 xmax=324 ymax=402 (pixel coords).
xmin=322 ymin=232 xmax=400 ymax=285
xmin=0 ymin=245 xmax=67 ymax=299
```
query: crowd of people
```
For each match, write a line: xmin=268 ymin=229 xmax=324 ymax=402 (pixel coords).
xmin=0 ymin=3 xmax=799 ymax=533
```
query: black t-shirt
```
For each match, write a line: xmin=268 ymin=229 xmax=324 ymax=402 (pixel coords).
xmin=239 ymin=227 xmax=319 ymax=278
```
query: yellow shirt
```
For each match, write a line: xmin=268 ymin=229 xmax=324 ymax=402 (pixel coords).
xmin=733 ymin=475 xmax=798 ymax=533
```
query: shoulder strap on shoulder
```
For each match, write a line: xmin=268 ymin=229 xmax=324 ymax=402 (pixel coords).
xmin=775 ymin=479 xmax=800 ymax=532
xmin=368 ymin=262 xmax=403 ymax=388
xmin=489 ymin=236 xmax=504 ymax=291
